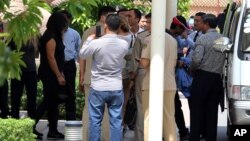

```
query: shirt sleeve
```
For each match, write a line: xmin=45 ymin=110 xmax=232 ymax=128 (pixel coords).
xmin=141 ymin=37 xmax=151 ymax=59
xmin=190 ymin=38 xmax=205 ymax=71
xmin=75 ymin=32 xmax=82 ymax=59
xmin=79 ymin=37 xmax=95 ymax=59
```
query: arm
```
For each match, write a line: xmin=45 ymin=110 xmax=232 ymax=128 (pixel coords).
xmin=79 ymin=59 xmax=86 ymax=93
xmin=75 ymin=32 xmax=82 ymax=62
xmin=139 ymin=58 xmax=150 ymax=68
xmin=46 ymin=39 xmax=65 ymax=85
xmin=139 ymin=37 xmax=151 ymax=69
xmin=79 ymin=35 xmax=95 ymax=59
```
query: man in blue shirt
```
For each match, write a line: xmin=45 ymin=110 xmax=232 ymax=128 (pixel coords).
xmin=60 ymin=10 xmax=81 ymax=120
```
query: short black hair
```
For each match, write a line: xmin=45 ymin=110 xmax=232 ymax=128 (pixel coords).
xmin=202 ymin=14 xmax=218 ymax=28
xmin=195 ymin=12 xmax=206 ymax=17
xmin=105 ymin=14 xmax=121 ymax=32
xmin=145 ymin=13 xmax=151 ymax=19
xmin=117 ymin=8 xmax=128 ymax=15
xmin=129 ymin=9 xmax=142 ymax=20
xmin=60 ymin=10 xmax=72 ymax=20
xmin=98 ymin=6 xmax=116 ymax=20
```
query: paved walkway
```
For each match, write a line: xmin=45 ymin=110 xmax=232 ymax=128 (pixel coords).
xmin=31 ymin=93 xmax=227 ymax=141
xmin=35 ymin=120 xmax=134 ymax=141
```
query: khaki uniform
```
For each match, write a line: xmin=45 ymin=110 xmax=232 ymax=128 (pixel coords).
xmin=130 ymin=31 xmax=150 ymax=141
xmin=141 ymin=34 xmax=178 ymax=141
xmin=81 ymin=22 xmax=109 ymax=141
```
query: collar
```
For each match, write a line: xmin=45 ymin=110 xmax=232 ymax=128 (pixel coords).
xmin=206 ymin=28 xmax=217 ymax=33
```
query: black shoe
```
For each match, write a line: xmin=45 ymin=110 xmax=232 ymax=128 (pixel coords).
xmin=33 ymin=129 xmax=43 ymax=140
xmin=33 ymin=129 xmax=43 ymax=137
xmin=180 ymin=133 xmax=190 ymax=141
xmin=35 ymin=135 xmax=43 ymax=140
xmin=47 ymin=130 xmax=64 ymax=140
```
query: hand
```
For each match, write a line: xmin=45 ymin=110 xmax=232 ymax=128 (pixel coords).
xmin=87 ymin=34 xmax=96 ymax=40
xmin=57 ymin=74 xmax=66 ymax=86
xmin=181 ymin=30 xmax=188 ymax=39
xmin=79 ymin=75 xmax=85 ymax=93
xmin=178 ymin=60 xmax=184 ymax=68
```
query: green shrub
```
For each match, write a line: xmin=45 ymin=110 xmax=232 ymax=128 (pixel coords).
xmin=0 ymin=118 xmax=36 ymax=141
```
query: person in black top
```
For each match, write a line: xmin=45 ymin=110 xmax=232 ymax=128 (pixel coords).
xmin=9 ymin=39 xmax=38 ymax=121
xmin=34 ymin=12 xmax=68 ymax=140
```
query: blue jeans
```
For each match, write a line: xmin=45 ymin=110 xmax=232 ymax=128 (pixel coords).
xmin=88 ymin=88 xmax=124 ymax=141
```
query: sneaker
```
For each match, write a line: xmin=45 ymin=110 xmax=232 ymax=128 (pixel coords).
xmin=180 ymin=133 xmax=190 ymax=141
xmin=47 ymin=130 xmax=64 ymax=140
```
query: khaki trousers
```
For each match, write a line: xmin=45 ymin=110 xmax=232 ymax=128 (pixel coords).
xmin=82 ymin=84 xmax=109 ymax=141
xmin=134 ymin=69 xmax=146 ymax=141
xmin=143 ymin=90 xmax=177 ymax=141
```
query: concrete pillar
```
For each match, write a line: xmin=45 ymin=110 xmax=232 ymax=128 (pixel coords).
xmin=148 ymin=0 xmax=166 ymax=140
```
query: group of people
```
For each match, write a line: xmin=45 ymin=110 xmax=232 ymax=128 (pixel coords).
xmin=0 ymin=5 xmax=227 ymax=141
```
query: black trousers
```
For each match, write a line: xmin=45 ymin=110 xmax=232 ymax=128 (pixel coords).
xmin=0 ymin=80 xmax=9 ymax=118
xmin=36 ymin=75 xmax=59 ymax=131
xmin=11 ymin=71 xmax=37 ymax=119
xmin=175 ymin=91 xmax=189 ymax=136
xmin=63 ymin=59 xmax=76 ymax=120
xmin=189 ymin=70 xmax=223 ymax=141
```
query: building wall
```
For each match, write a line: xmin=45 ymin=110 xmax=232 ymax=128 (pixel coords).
xmin=189 ymin=0 xmax=228 ymax=17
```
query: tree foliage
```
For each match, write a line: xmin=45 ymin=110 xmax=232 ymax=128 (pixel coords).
xmin=177 ymin=0 xmax=191 ymax=18
xmin=0 ymin=0 xmax=151 ymax=85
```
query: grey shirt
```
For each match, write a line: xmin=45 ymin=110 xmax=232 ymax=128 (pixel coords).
xmin=79 ymin=34 xmax=129 ymax=91
xmin=190 ymin=29 xmax=225 ymax=74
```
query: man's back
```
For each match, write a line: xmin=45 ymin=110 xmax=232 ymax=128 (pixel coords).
xmin=80 ymin=34 xmax=129 ymax=91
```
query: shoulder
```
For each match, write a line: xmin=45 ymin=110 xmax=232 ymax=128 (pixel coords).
xmin=138 ymin=30 xmax=150 ymax=38
xmin=42 ymin=30 xmax=55 ymax=42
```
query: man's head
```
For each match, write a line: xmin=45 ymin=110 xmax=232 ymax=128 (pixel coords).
xmin=170 ymin=15 xmax=189 ymax=36
xmin=117 ymin=8 xmax=128 ymax=18
xmin=200 ymin=14 xmax=218 ymax=33
xmin=194 ymin=12 xmax=206 ymax=31
xmin=98 ymin=6 xmax=116 ymax=23
xmin=127 ymin=9 xmax=141 ymax=27
xmin=145 ymin=13 xmax=151 ymax=32
xmin=104 ymin=14 xmax=121 ymax=33
xmin=139 ymin=14 xmax=147 ymax=30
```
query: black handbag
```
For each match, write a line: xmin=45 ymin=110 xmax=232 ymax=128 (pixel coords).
xmin=57 ymin=84 xmax=68 ymax=103
xmin=124 ymin=86 xmax=137 ymax=130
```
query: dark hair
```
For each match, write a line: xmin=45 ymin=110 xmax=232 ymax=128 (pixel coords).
xmin=129 ymin=9 xmax=142 ymax=20
xmin=145 ymin=13 xmax=151 ymax=19
xmin=60 ymin=10 xmax=72 ymax=20
xmin=98 ymin=6 xmax=116 ymax=20
xmin=117 ymin=8 xmax=128 ymax=15
xmin=105 ymin=14 xmax=121 ymax=32
xmin=46 ymin=12 xmax=68 ymax=39
xmin=195 ymin=12 xmax=206 ymax=17
xmin=202 ymin=14 xmax=218 ymax=28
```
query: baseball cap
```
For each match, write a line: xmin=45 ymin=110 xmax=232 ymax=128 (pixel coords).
xmin=172 ymin=16 xmax=190 ymax=30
